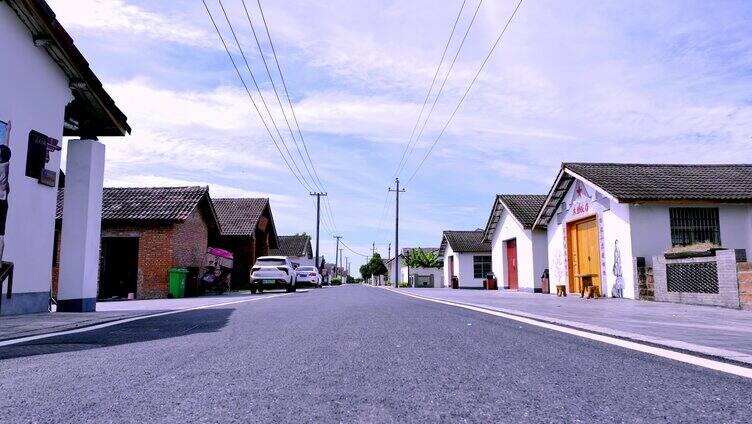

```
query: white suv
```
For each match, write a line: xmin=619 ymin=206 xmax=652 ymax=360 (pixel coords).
xmin=250 ymin=256 xmax=297 ymax=293
xmin=295 ymin=266 xmax=321 ymax=288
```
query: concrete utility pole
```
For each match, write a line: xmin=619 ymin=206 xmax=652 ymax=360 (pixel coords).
xmin=310 ymin=192 xmax=327 ymax=272
xmin=389 ymin=178 xmax=405 ymax=287
xmin=372 ymin=242 xmax=375 ymax=257
xmin=339 ymin=248 xmax=344 ymax=277
xmin=333 ymin=235 xmax=342 ymax=277
xmin=387 ymin=243 xmax=391 ymax=286
xmin=345 ymin=257 xmax=350 ymax=278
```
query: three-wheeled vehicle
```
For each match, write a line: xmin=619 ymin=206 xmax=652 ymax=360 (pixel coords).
xmin=200 ymin=247 xmax=233 ymax=295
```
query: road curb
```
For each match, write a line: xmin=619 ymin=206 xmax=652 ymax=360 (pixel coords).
xmin=370 ymin=285 xmax=752 ymax=368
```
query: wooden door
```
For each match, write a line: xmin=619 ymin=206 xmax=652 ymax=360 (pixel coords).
xmin=506 ymin=239 xmax=518 ymax=290
xmin=567 ymin=217 xmax=601 ymax=294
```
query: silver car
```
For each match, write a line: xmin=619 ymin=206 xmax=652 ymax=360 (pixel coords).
xmin=250 ymin=256 xmax=297 ymax=293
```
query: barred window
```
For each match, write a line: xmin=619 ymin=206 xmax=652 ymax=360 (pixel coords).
xmin=669 ymin=207 xmax=721 ymax=246
xmin=473 ymin=256 xmax=492 ymax=279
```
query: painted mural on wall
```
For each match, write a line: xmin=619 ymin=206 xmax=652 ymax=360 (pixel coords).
xmin=611 ymin=239 xmax=624 ymax=298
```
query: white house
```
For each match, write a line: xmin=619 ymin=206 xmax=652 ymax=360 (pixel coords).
xmin=0 ymin=0 xmax=129 ymax=314
xmin=439 ymin=230 xmax=492 ymax=289
xmin=271 ymin=235 xmax=315 ymax=267
xmin=482 ymin=195 xmax=548 ymax=292
xmin=534 ymin=163 xmax=752 ymax=300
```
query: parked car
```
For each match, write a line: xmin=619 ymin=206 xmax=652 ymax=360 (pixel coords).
xmin=250 ymin=256 xmax=297 ymax=293
xmin=295 ymin=266 xmax=321 ymax=288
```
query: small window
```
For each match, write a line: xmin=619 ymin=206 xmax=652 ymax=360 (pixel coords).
xmin=669 ymin=207 xmax=721 ymax=246
xmin=473 ymin=255 xmax=492 ymax=279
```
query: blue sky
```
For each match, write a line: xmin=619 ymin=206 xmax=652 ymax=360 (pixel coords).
xmin=50 ymin=0 xmax=752 ymax=270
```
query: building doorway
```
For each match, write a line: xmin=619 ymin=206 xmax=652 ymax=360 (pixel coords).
xmin=566 ymin=217 xmax=601 ymax=295
xmin=99 ymin=237 xmax=139 ymax=299
xmin=505 ymin=239 xmax=518 ymax=290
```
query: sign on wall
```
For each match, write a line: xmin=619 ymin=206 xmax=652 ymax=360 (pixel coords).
xmin=25 ymin=130 xmax=60 ymax=185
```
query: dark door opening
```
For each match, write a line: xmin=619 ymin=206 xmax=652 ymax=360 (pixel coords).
xmin=99 ymin=237 xmax=139 ymax=299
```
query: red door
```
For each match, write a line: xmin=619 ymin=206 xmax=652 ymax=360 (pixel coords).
xmin=506 ymin=239 xmax=518 ymax=290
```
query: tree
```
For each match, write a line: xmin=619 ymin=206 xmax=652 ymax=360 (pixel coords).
xmin=405 ymin=249 xmax=442 ymax=268
xmin=359 ymin=253 xmax=388 ymax=280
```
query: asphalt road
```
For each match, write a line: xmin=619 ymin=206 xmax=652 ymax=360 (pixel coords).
xmin=1 ymin=285 xmax=750 ymax=423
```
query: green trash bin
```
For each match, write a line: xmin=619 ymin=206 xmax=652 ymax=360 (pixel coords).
xmin=168 ymin=268 xmax=188 ymax=298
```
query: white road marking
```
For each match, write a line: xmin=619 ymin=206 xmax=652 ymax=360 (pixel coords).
xmin=376 ymin=286 xmax=752 ymax=379
xmin=0 ymin=293 xmax=292 ymax=348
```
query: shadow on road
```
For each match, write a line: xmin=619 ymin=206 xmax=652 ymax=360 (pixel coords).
xmin=0 ymin=308 xmax=234 ymax=360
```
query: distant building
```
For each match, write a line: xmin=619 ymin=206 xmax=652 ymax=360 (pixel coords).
xmin=438 ymin=230 xmax=491 ymax=289
xmin=212 ymin=198 xmax=279 ymax=288
xmin=483 ymin=194 xmax=548 ymax=292
xmin=271 ymin=235 xmax=314 ymax=267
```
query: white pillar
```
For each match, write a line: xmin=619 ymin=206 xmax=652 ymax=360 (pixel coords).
xmin=57 ymin=139 xmax=105 ymax=312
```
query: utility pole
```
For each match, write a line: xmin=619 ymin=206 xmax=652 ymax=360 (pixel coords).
xmin=339 ymin=249 xmax=344 ymax=277
xmin=333 ymin=235 xmax=342 ymax=277
xmin=310 ymin=192 xmax=327 ymax=273
xmin=387 ymin=243 xmax=391 ymax=287
xmin=345 ymin=257 xmax=350 ymax=278
xmin=389 ymin=178 xmax=405 ymax=287
xmin=372 ymin=242 xmax=376 ymax=257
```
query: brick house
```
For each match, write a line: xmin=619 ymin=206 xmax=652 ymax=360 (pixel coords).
xmin=212 ymin=198 xmax=278 ymax=288
xmin=270 ymin=235 xmax=314 ymax=267
xmin=54 ymin=186 xmax=219 ymax=299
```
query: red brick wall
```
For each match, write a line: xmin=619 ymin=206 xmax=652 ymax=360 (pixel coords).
xmin=172 ymin=208 xmax=209 ymax=268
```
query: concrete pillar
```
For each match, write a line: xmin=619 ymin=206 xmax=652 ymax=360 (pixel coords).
xmin=57 ymin=139 xmax=105 ymax=312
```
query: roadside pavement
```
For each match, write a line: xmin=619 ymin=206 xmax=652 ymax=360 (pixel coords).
xmin=0 ymin=291 xmax=264 ymax=342
xmin=383 ymin=287 xmax=752 ymax=365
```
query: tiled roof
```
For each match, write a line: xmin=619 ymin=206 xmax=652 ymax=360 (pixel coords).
xmin=438 ymin=230 xmax=491 ymax=256
xmin=565 ymin=163 xmax=752 ymax=202
xmin=270 ymin=235 xmax=312 ymax=258
xmin=56 ymin=186 xmax=209 ymax=222
xmin=213 ymin=198 xmax=269 ymax=236
xmin=483 ymin=194 xmax=547 ymax=241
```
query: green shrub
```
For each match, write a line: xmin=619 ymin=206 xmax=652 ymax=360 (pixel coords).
xmin=398 ymin=281 xmax=409 ymax=288
xmin=331 ymin=277 xmax=342 ymax=286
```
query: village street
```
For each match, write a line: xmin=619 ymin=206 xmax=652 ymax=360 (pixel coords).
xmin=1 ymin=285 xmax=750 ymax=423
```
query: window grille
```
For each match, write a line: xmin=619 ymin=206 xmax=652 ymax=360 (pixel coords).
xmin=669 ymin=207 xmax=721 ymax=246
xmin=666 ymin=262 xmax=718 ymax=294
xmin=473 ymin=256 xmax=492 ymax=279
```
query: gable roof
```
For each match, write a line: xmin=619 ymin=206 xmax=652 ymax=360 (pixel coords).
xmin=213 ymin=198 xmax=271 ymax=236
xmin=5 ymin=0 xmax=129 ymax=136
xmin=270 ymin=235 xmax=312 ymax=258
xmin=438 ymin=230 xmax=491 ymax=256
xmin=535 ymin=163 xmax=752 ymax=227
xmin=57 ymin=186 xmax=215 ymax=223
xmin=483 ymin=194 xmax=547 ymax=241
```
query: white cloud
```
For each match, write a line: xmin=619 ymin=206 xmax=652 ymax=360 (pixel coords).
xmin=47 ymin=0 xmax=214 ymax=47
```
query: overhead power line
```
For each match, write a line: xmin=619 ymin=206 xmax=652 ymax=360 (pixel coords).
xmin=340 ymin=240 xmax=370 ymax=258
xmin=202 ymin=0 xmax=312 ymax=193
xmin=391 ymin=0 xmax=469 ymax=182
xmin=395 ymin=0 xmax=483 ymax=179
xmin=241 ymin=0 xmax=322 ymax=193
xmin=405 ymin=0 xmax=524 ymax=185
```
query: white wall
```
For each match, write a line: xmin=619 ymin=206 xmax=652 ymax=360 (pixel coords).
xmin=630 ymin=204 xmax=752 ymax=267
xmin=402 ymin=266 xmax=444 ymax=287
xmin=0 ymin=4 xmax=72 ymax=314
xmin=490 ymin=208 xmax=547 ymax=291
xmin=545 ymin=177 xmax=636 ymax=299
